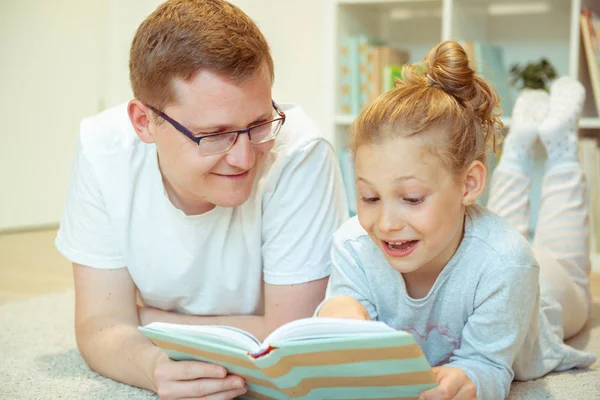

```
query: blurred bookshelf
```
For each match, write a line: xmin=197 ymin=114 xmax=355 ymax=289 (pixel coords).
xmin=328 ymin=0 xmax=600 ymax=270
xmin=330 ymin=0 xmax=600 ymax=146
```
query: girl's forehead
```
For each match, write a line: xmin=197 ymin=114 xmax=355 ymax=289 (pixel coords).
xmin=355 ymin=137 xmax=456 ymax=185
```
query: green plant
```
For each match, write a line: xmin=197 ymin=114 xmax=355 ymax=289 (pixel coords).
xmin=509 ymin=58 xmax=557 ymax=91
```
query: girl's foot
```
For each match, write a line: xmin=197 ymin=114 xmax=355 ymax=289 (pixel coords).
xmin=538 ymin=76 xmax=585 ymax=167
xmin=500 ymin=89 xmax=549 ymax=173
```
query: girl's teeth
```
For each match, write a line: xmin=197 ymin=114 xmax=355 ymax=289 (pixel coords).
xmin=387 ymin=240 xmax=415 ymax=251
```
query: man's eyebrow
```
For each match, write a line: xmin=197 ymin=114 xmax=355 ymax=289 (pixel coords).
xmin=190 ymin=111 xmax=274 ymax=133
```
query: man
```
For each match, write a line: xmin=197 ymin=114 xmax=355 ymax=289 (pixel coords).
xmin=55 ymin=1 xmax=348 ymax=398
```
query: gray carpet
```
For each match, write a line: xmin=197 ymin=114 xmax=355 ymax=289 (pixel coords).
xmin=1 ymin=290 xmax=598 ymax=400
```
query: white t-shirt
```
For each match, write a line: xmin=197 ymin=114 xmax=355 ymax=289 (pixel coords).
xmin=55 ymin=103 xmax=348 ymax=315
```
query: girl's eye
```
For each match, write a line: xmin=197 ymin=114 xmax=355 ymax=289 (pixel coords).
xmin=360 ymin=196 xmax=379 ymax=204
xmin=404 ymin=197 xmax=424 ymax=205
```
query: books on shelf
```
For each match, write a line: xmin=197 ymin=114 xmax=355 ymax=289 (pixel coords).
xmin=579 ymin=137 xmax=600 ymax=254
xmin=140 ymin=318 xmax=436 ymax=399
xmin=338 ymin=146 xmax=357 ymax=216
xmin=580 ymin=8 xmax=600 ymax=117
xmin=339 ymin=35 xmax=409 ymax=115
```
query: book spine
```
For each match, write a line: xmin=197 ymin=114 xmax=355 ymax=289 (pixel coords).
xmin=339 ymin=37 xmax=353 ymax=115
xmin=581 ymin=9 xmax=600 ymax=116
xmin=349 ymin=36 xmax=361 ymax=116
xmin=357 ymin=36 xmax=372 ymax=111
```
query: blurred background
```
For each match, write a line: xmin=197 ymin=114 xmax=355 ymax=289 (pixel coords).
xmin=0 ymin=0 xmax=599 ymax=302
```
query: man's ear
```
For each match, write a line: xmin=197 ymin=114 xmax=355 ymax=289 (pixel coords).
xmin=462 ymin=160 xmax=487 ymax=206
xmin=128 ymin=99 xmax=155 ymax=144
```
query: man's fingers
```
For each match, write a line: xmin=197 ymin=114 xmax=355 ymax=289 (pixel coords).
xmin=180 ymin=386 xmax=248 ymax=400
xmin=159 ymin=376 xmax=246 ymax=399
xmin=159 ymin=360 xmax=227 ymax=381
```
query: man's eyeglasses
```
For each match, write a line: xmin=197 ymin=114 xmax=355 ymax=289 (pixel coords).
xmin=147 ymin=101 xmax=286 ymax=156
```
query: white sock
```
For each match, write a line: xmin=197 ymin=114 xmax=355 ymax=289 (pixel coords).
xmin=538 ymin=76 xmax=585 ymax=168
xmin=500 ymin=90 xmax=549 ymax=174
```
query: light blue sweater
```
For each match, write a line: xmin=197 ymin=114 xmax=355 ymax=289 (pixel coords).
xmin=324 ymin=205 xmax=596 ymax=399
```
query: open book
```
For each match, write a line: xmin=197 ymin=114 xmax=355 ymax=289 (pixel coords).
xmin=140 ymin=318 xmax=436 ymax=399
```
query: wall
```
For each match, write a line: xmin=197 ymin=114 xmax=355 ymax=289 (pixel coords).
xmin=0 ymin=0 xmax=329 ymax=231
xmin=230 ymin=0 xmax=331 ymax=141
xmin=0 ymin=0 xmax=107 ymax=231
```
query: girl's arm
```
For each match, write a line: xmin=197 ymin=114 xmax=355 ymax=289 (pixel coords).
xmin=316 ymin=229 xmax=378 ymax=319
xmin=440 ymin=264 xmax=540 ymax=399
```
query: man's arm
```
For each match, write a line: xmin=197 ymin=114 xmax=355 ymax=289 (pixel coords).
xmin=73 ymin=262 xmax=160 ymax=390
xmin=74 ymin=263 xmax=246 ymax=399
xmin=139 ymin=277 xmax=329 ymax=341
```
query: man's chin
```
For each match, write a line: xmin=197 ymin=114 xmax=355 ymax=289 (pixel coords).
xmin=211 ymin=191 xmax=253 ymax=208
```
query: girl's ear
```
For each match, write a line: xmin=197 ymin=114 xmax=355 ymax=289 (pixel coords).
xmin=128 ymin=99 xmax=155 ymax=144
xmin=462 ymin=160 xmax=487 ymax=206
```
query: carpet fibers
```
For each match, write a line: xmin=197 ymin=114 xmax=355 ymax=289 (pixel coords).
xmin=1 ymin=290 xmax=598 ymax=399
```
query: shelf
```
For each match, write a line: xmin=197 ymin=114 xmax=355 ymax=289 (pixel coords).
xmin=335 ymin=115 xmax=600 ymax=129
xmin=335 ymin=0 xmax=438 ymax=5
xmin=503 ymin=117 xmax=600 ymax=129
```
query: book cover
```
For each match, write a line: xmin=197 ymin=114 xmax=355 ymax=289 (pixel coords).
xmin=372 ymin=46 xmax=410 ymax=100
xmin=140 ymin=318 xmax=436 ymax=399
xmin=383 ymin=65 xmax=404 ymax=92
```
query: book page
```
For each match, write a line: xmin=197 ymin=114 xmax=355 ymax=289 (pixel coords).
xmin=263 ymin=318 xmax=396 ymax=347
xmin=142 ymin=322 xmax=261 ymax=352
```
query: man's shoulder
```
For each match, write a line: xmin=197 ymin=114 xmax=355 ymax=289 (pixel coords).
xmin=79 ymin=102 xmax=140 ymax=155
xmin=259 ymin=104 xmax=336 ymax=185
xmin=273 ymin=104 xmax=329 ymax=155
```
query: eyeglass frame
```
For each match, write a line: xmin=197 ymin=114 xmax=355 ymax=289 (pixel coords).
xmin=146 ymin=100 xmax=286 ymax=153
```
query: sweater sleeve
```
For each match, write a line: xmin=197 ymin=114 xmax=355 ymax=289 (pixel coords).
xmin=445 ymin=265 xmax=540 ymax=400
xmin=317 ymin=233 xmax=378 ymax=319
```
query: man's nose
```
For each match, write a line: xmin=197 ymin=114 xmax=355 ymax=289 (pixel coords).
xmin=225 ymin=133 xmax=255 ymax=170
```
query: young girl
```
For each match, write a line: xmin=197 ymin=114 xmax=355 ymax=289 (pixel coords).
xmin=318 ymin=41 xmax=597 ymax=400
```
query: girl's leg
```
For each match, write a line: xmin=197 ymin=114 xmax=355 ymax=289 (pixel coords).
xmin=534 ymin=77 xmax=591 ymax=338
xmin=487 ymin=90 xmax=549 ymax=238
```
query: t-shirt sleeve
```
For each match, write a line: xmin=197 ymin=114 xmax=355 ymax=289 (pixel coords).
xmin=445 ymin=265 xmax=539 ymax=400
xmin=315 ymin=231 xmax=378 ymax=319
xmin=261 ymin=139 xmax=348 ymax=285
xmin=55 ymin=134 xmax=124 ymax=269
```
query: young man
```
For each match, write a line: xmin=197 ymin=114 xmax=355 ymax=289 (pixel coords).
xmin=55 ymin=1 xmax=348 ymax=398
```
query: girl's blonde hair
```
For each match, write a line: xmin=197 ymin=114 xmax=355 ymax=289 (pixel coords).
xmin=351 ymin=41 xmax=503 ymax=174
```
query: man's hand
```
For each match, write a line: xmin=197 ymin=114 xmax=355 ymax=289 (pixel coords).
xmin=317 ymin=295 xmax=370 ymax=320
xmin=418 ymin=366 xmax=477 ymax=400
xmin=153 ymin=353 xmax=247 ymax=400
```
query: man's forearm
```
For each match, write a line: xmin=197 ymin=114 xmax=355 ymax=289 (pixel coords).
xmin=77 ymin=315 xmax=163 ymax=391
xmin=140 ymin=308 xmax=270 ymax=341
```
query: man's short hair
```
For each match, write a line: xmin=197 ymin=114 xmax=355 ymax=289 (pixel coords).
xmin=129 ymin=0 xmax=274 ymax=109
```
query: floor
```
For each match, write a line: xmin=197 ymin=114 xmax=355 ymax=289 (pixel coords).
xmin=0 ymin=228 xmax=599 ymax=305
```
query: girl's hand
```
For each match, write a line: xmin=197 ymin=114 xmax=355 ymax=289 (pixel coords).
xmin=419 ymin=366 xmax=477 ymax=400
xmin=317 ymin=295 xmax=370 ymax=320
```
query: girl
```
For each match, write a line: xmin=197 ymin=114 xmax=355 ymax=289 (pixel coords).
xmin=318 ymin=41 xmax=596 ymax=400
